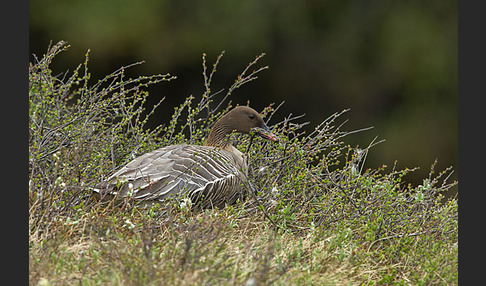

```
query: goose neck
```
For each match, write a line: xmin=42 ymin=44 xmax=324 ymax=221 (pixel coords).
xmin=205 ymin=121 xmax=233 ymax=148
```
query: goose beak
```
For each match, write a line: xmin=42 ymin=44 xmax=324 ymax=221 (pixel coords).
xmin=253 ymin=124 xmax=278 ymax=142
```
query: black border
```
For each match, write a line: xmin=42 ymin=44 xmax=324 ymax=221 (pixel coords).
xmin=4 ymin=0 xmax=29 ymax=284
xmin=458 ymin=1 xmax=484 ymax=284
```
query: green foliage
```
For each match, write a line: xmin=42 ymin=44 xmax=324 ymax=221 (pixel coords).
xmin=29 ymin=42 xmax=457 ymax=285
xmin=29 ymin=0 xmax=458 ymax=191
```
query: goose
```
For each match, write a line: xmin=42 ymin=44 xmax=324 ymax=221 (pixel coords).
xmin=93 ymin=106 xmax=277 ymax=209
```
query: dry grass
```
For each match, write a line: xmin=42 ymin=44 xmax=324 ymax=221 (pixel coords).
xmin=29 ymin=205 xmax=363 ymax=285
xmin=29 ymin=41 xmax=457 ymax=286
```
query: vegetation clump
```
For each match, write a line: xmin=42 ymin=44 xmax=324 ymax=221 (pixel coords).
xmin=29 ymin=41 xmax=457 ymax=285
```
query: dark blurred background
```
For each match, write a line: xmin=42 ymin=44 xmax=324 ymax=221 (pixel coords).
xmin=29 ymin=0 xmax=457 ymax=196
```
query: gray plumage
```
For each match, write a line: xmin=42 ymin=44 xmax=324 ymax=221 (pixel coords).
xmin=93 ymin=106 xmax=277 ymax=209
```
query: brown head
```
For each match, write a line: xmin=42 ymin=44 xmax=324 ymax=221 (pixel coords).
xmin=205 ymin=106 xmax=277 ymax=147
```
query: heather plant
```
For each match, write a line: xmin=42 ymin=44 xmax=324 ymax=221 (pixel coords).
xmin=29 ymin=41 xmax=457 ymax=285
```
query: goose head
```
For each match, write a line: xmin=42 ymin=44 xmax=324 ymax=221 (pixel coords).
xmin=206 ymin=106 xmax=277 ymax=147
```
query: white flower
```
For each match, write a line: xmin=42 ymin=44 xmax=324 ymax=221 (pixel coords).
xmin=271 ymin=187 xmax=279 ymax=196
xmin=123 ymin=219 xmax=135 ymax=230
xmin=180 ymin=197 xmax=193 ymax=211
xmin=36 ymin=278 xmax=50 ymax=286
xmin=54 ymin=176 xmax=63 ymax=186
xmin=245 ymin=277 xmax=258 ymax=286
xmin=126 ymin=183 xmax=134 ymax=197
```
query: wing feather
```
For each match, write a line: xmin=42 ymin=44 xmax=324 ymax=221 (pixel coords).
xmin=94 ymin=144 xmax=248 ymax=208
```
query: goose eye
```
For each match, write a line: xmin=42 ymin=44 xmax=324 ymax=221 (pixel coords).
xmin=248 ymin=114 xmax=255 ymax=120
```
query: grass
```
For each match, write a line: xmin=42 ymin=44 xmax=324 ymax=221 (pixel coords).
xmin=29 ymin=41 xmax=457 ymax=285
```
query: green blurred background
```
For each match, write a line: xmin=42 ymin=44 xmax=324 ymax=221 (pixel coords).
xmin=29 ymin=0 xmax=457 ymax=196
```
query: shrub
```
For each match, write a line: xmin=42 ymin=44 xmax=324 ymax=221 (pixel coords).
xmin=29 ymin=41 xmax=457 ymax=285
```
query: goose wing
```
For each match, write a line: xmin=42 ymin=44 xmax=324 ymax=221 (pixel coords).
xmin=94 ymin=144 xmax=247 ymax=206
